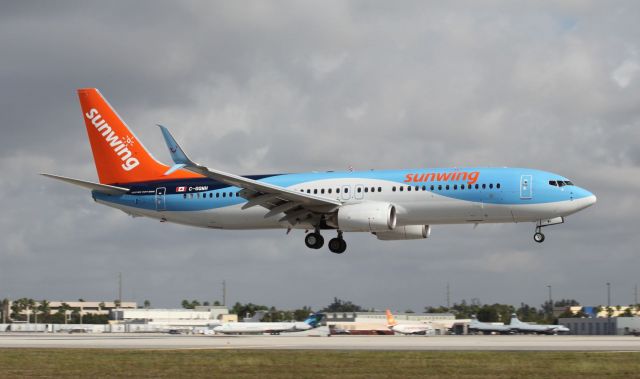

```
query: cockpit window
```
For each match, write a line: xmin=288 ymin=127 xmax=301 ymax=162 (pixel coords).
xmin=550 ymin=179 xmax=574 ymax=187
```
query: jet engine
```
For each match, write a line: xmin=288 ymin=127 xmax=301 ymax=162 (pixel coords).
xmin=373 ymin=225 xmax=431 ymax=240
xmin=336 ymin=202 xmax=397 ymax=232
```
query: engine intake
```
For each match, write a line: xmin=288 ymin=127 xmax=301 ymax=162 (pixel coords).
xmin=374 ymin=225 xmax=431 ymax=240
xmin=337 ymin=202 xmax=396 ymax=232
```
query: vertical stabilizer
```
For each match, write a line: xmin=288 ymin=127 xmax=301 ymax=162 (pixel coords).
xmin=77 ymin=88 xmax=200 ymax=184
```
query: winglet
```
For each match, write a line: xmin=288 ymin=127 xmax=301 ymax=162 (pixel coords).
xmin=157 ymin=125 xmax=197 ymax=175
xmin=158 ymin=125 xmax=195 ymax=165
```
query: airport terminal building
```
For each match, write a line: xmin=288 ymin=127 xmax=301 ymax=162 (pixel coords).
xmin=559 ymin=317 xmax=640 ymax=335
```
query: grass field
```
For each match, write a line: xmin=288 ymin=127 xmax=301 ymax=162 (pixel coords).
xmin=1 ymin=349 xmax=639 ymax=378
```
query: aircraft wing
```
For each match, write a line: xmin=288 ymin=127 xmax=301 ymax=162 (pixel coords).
xmin=158 ymin=125 xmax=341 ymax=224
xmin=41 ymin=173 xmax=129 ymax=195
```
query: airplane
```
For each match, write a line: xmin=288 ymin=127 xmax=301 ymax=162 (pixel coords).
xmin=212 ymin=313 xmax=324 ymax=335
xmin=468 ymin=316 xmax=512 ymax=335
xmin=508 ymin=314 xmax=570 ymax=335
xmin=385 ymin=309 xmax=434 ymax=335
xmin=43 ymin=88 xmax=597 ymax=254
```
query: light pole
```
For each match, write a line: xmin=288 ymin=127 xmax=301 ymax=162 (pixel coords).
xmin=606 ymin=282 xmax=611 ymax=308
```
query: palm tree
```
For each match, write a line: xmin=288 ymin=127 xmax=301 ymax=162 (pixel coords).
xmin=38 ymin=300 xmax=51 ymax=323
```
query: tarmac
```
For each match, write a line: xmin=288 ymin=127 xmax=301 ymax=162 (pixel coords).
xmin=1 ymin=333 xmax=639 ymax=351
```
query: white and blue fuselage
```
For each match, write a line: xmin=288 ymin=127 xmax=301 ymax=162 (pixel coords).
xmin=93 ymin=167 xmax=595 ymax=232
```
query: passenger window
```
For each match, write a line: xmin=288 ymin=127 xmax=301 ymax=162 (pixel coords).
xmin=183 ymin=194 xmax=186 ymax=199
xmin=453 ymin=185 xmax=458 ymax=190
xmin=378 ymin=187 xmax=382 ymax=192
xmin=461 ymin=184 xmax=465 ymax=190
xmin=438 ymin=185 xmax=442 ymax=190
xmin=371 ymin=187 xmax=375 ymax=192
xmin=216 ymin=193 xmax=220 ymax=198
xmin=430 ymin=185 xmax=434 ymax=191
xmin=497 ymin=183 xmax=501 ymax=189
xmin=357 ymin=187 xmax=362 ymax=193
xmin=392 ymin=186 xmax=396 ymax=192
xmin=446 ymin=185 xmax=450 ymax=190
xmin=400 ymin=186 xmax=404 ymax=191
xmin=222 ymin=193 xmax=226 ymax=198
xmin=489 ymin=183 xmax=493 ymax=189
xmin=482 ymin=184 xmax=486 ymax=189
xmin=337 ymin=188 xmax=340 ymax=194
xmin=422 ymin=185 xmax=426 ymax=191
xmin=475 ymin=184 xmax=479 ymax=189
xmin=307 ymin=189 xmax=311 ymax=194
xmin=321 ymin=189 xmax=325 ymax=194
xmin=364 ymin=187 xmax=368 ymax=193
xmin=328 ymin=188 xmax=332 ymax=194
xmin=229 ymin=192 xmax=233 ymax=197
xmin=314 ymin=189 xmax=318 ymax=194
xmin=345 ymin=188 xmax=349 ymax=193
xmin=407 ymin=186 xmax=411 ymax=191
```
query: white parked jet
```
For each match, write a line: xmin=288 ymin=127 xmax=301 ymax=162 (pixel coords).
xmin=213 ymin=313 xmax=324 ymax=335
xmin=385 ymin=309 xmax=434 ymax=335
xmin=508 ymin=314 xmax=570 ymax=335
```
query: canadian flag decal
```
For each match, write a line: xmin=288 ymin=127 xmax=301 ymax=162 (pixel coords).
xmin=176 ymin=186 xmax=186 ymax=192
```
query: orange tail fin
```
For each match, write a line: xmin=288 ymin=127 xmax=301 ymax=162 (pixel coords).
xmin=77 ymin=88 xmax=200 ymax=185
xmin=385 ymin=309 xmax=397 ymax=326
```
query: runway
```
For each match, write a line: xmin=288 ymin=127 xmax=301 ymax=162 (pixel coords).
xmin=1 ymin=333 xmax=639 ymax=351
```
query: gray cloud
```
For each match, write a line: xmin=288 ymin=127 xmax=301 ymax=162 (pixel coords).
xmin=1 ymin=1 xmax=639 ymax=311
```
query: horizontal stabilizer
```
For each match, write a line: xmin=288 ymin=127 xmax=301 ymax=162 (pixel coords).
xmin=41 ymin=173 xmax=129 ymax=195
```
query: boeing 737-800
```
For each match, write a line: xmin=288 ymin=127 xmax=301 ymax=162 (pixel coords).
xmin=43 ymin=89 xmax=596 ymax=254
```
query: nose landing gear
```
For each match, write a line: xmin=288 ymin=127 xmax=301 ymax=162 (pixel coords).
xmin=533 ymin=229 xmax=545 ymax=243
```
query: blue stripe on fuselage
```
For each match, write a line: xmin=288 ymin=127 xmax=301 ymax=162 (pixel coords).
xmin=92 ymin=167 xmax=593 ymax=212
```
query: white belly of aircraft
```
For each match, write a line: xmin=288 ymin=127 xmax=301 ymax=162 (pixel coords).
xmin=98 ymin=191 xmax=583 ymax=231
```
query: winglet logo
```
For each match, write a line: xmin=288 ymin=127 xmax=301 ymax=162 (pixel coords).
xmin=85 ymin=108 xmax=140 ymax=171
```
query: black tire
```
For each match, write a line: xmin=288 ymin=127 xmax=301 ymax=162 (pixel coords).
xmin=534 ymin=232 xmax=545 ymax=243
xmin=337 ymin=238 xmax=347 ymax=254
xmin=305 ymin=233 xmax=324 ymax=249
xmin=328 ymin=238 xmax=342 ymax=253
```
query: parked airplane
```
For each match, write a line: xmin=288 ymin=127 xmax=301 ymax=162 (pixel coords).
xmin=43 ymin=88 xmax=597 ymax=254
xmin=212 ymin=313 xmax=324 ymax=335
xmin=385 ymin=309 xmax=434 ymax=335
xmin=508 ymin=314 xmax=570 ymax=335
xmin=468 ymin=316 xmax=512 ymax=335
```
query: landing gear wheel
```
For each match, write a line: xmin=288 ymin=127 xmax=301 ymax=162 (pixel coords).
xmin=328 ymin=237 xmax=347 ymax=254
xmin=305 ymin=232 xmax=324 ymax=249
xmin=533 ymin=232 xmax=545 ymax=243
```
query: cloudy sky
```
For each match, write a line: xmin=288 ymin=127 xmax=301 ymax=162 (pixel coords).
xmin=1 ymin=1 xmax=639 ymax=312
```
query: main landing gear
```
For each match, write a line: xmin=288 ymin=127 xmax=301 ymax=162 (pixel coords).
xmin=533 ymin=229 xmax=545 ymax=243
xmin=304 ymin=231 xmax=324 ymax=249
xmin=304 ymin=230 xmax=347 ymax=254
xmin=328 ymin=232 xmax=347 ymax=254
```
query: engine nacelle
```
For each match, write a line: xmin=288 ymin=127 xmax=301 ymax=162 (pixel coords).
xmin=337 ymin=202 xmax=397 ymax=232
xmin=374 ymin=225 xmax=431 ymax=240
